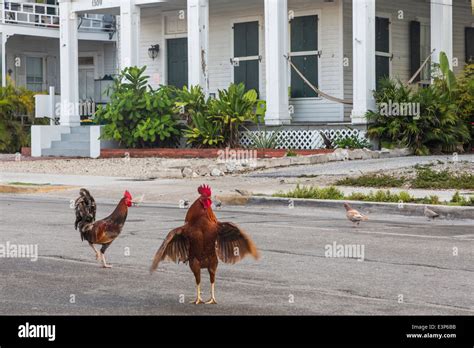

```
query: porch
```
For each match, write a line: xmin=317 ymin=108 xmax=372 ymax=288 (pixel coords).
xmin=30 ymin=0 xmax=473 ymax=157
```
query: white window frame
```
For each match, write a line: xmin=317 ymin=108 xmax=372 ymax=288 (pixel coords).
xmin=288 ymin=9 xmax=322 ymax=101
xmin=229 ymin=15 xmax=264 ymax=96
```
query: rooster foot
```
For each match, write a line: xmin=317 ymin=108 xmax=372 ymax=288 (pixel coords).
xmin=205 ymin=298 xmax=217 ymax=305
xmin=96 ymin=253 xmax=101 ymax=261
xmin=190 ymin=298 xmax=204 ymax=304
xmin=102 ymin=264 xmax=113 ymax=269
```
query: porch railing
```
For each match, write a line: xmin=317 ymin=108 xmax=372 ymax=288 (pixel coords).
xmin=0 ymin=2 xmax=116 ymax=33
xmin=78 ymin=14 xmax=116 ymax=33
xmin=1 ymin=1 xmax=60 ymax=28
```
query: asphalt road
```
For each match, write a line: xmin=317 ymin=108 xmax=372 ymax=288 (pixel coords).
xmin=0 ymin=195 xmax=473 ymax=315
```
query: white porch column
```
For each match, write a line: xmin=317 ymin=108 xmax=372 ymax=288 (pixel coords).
xmin=59 ymin=0 xmax=80 ymax=127
xmin=1 ymin=33 xmax=6 ymax=87
xmin=120 ymin=0 xmax=140 ymax=69
xmin=430 ymin=0 xmax=452 ymax=66
xmin=187 ymin=0 xmax=209 ymax=93
xmin=351 ymin=0 xmax=376 ymax=125
xmin=264 ymin=0 xmax=290 ymax=125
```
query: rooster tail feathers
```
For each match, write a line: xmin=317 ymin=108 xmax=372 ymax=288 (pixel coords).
xmin=150 ymin=250 xmax=162 ymax=274
xmin=75 ymin=188 xmax=97 ymax=232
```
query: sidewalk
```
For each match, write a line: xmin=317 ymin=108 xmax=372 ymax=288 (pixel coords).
xmin=0 ymin=170 xmax=468 ymax=205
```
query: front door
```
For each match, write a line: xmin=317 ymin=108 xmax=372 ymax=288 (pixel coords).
xmin=78 ymin=67 xmax=95 ymax=117
xmin=167 ymin=38 xmax=188 ymax=88
xmin=79 ymin=68 xmax=95 ymax=101
xmin=232 ymin=21 xmax=259 ymax=93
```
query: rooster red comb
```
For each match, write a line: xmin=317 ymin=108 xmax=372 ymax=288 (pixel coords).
xmin=124 ymin=190 xmax=132 ymax=200
xmin=198 ymin=184 xmax=212 ymax=197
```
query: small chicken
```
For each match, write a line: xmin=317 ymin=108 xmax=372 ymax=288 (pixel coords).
xmin=150 ymin=184 xmax=259 ymax=304
xmin=75 ymin=189 xmax=134 ymax=268
xmin=424 ymin=206 xmax=439 ymax=220
xmin=344 ymin=202 xmax=368 ymax=227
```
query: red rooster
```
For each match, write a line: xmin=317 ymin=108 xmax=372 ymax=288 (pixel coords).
xmin=150 ymin=184 xmax=259 ymax=304
xmin=75 ymin=189 xmax=134 ymax=268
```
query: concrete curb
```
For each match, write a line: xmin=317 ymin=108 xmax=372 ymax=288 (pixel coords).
xmin=246 ymin=196 xmax=474 ymax=220
xmin=0 ymin=184 xmax=76 ymax=194
xmin=215 ymin=194 xmax=250 ymax=206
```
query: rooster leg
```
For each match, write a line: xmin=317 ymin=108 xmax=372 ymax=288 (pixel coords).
xmin=205 ymin=266 xmax=217 ymax=304
xmin=88 ymin=243 xmax=101 ymax=261
xmin=189 ymin=261 xmax=203 ymax=304
xmin=205 ymin=283 xmax=217 ymax=305
xmin=189 ymin=283 xmax=204 ymax=305
xmin=100 ymin=243 xmax=112 ymax=269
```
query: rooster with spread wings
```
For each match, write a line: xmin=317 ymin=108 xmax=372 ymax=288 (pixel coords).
xmin=150 ymin=184 xmax=259 ymax=304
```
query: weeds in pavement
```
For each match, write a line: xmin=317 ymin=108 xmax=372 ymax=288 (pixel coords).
xmin=336 ymin=166 xmax=474 ymax=190
xmin=275 ymin=185 xmax=344 ymax=200
xmin=274 ymin=185 xmax=448 ymax=205
xmin=411 ymin=167 xmax=474 ymax=190
xmin=336 ymin=174 xmax=406 ymax=188
xmin=450 ymin=191 xmax=474 ymax=206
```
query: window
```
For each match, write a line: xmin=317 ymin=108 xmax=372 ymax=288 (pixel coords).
xmin=465 ymin=27 xmax=474 ymax=63
xmin=290 ymin=15 xmax=318 ymax=98
xmin=375 ymin=16 xmax=390 ymax=89
xmin=410 ymin=20 xmax=430 ymax=83
xmin=79 ymin=56 xmax=94 ymax=66
xmin=233 ymin=21 xmax=260 ymax=93
xmin=26 ymin=57 xmax=43 ymax=92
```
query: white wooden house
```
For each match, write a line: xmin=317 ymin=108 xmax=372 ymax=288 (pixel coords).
xmin=0 ymin=0 xmax=471 ymax=157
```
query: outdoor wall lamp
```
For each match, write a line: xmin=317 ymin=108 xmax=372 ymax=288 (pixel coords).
xmin=148 ymin=44 xmax=160 ymax=60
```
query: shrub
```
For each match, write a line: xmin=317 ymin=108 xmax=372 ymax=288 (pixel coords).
xmin=183 ymin=112 xmax=224 ymax=147
xmin=210 ymin=83 xmax=263 ymax=147
xmin=95 ymin=66 xmax=181 ymax=148
xmin=175 ymin=85 xmax=211 ymax=125
xmin=184 ymin=83 xmax=263 ymax=148
xmin=0 ymin=82 xmax=35 ymax=153
xmin=242 ymin=125 xmax=281 ymax=149
xmin=366 ymin=52 xmax=471 ymax=155
xmin=334 ymin=134 xmax=372 ymax=149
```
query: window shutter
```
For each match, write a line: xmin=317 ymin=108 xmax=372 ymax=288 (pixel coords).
xmin=375 ymin=17 xmax=390 ymax=53
xmin=410 ymin=21 xmax=421 ymax=82
xmin=465 ymin=27 xmax=474 ymax=63
xmin=233 ymin=23 xmax=247 ymax=58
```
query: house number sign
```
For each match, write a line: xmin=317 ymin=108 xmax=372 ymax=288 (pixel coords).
xmin=92 ymin=0 xmax=103 ymax=6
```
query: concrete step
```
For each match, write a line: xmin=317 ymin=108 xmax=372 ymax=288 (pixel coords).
xmin=61 ymin=133 xmax=88 ymax=142
xmin=42 ymin=148 xmax=90 ymax=157
xmin=71 ymin=126 xmax=91 ymax=135
xmin=50 ymin=140 xmax=90 ymax=150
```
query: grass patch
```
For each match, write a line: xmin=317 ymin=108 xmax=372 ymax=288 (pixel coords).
xmin=274 ymin=185 xmax=344 ymax=200
xmin=274 ymin=185 xmax=447 ymax=205
xmin=450 ymin=191 xmax=474 ymax=206
xmin=336 ymin=174 xmax=406 ymax=188
xmin=335 ymin=167 xmax=474 ymax=190
xmin=273 ymin=185 xmax=474 ymax=206
xmin=411 ymin=167 xmax=474 ymax=190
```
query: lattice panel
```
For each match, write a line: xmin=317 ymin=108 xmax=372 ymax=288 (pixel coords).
xmin=239 ymin=128 xmax=366 ymax=150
